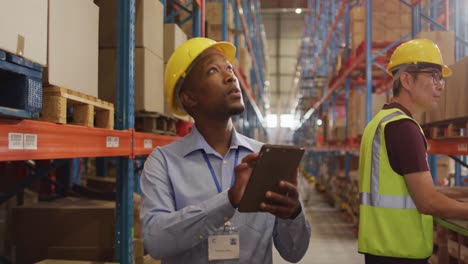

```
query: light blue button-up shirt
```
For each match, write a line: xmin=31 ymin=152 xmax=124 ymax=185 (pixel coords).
xmin=140 ymin=126 xmax=310 ymax=263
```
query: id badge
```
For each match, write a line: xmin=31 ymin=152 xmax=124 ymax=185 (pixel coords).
xmin=208 ymin=221 xmax=240 ymax=261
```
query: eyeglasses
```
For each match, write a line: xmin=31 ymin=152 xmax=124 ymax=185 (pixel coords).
xmin=406 ymin=70 xmax=445 ymax=86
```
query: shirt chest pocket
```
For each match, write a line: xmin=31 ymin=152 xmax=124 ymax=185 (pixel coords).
xmin=238 ymin=212 xmax=274 ymax=234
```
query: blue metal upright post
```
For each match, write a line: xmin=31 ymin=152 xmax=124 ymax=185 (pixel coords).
xmin=430 ymin=0 xmax=438 ymax=30
xmin=193 ymin=2 xmax=201 ymax=37
xmin=455 ymin=156 xmax=462 ymax=186
xmin=344 ymin=0 xmax=351 ymax=179
xmin=411 ymin=2 xmax=421 ymax=38
xmin=232 ymin=0 xmax=240 ymax=59
xmin=429 ymin=154 xmax=438 ymax=185
xmin=455 ymin=0 xmax=462 ymax=60
xmin=321 ymin=0 xmax=329 ymax=115
xmin=116 ymin=0 xmax=135 ymax=262
xmin=222 ymin=0 xmax=228 ymax=41
xmin=365 ymin=0 xmax=372 ymax=124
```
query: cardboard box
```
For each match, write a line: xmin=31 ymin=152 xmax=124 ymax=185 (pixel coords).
xmin=96 ymin=0 xmax=164 ymax=58
xmin=99 ymin=48 xmax=164 ymax=113
xmin=12 ymin=198 xmax=115 ymax=264
xmin=164 ymin=24 xmax=187 ymax=62
xmin=445 ymin=57 xmax=468 ymax=119
xmin=36 ymin=260 xmax=117 ymax=264
xmin=206 ymin=24 xmax=236 ymax=43
xmin=416 ymin=31 xmax=455 ymax=66
xmin=205 ymin=2 xmax=234 ymax=28
xmin=45 ymin=0 xmax=99 ymax=97
xmin=0 ymin=0 xmax=48 ymax=66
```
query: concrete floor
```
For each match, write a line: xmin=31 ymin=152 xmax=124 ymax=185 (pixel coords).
xmin=273 ymin=184 xmax=364 ymax=264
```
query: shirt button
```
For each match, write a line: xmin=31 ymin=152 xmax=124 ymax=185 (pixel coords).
xmin=223 ymin=160 xmax=227 ymax=164
xmin=199 ymin=235 xmax=204 ymax=240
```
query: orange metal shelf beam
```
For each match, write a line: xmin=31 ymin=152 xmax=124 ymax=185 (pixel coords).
xmin=0 ymin=119 xmax=132 ymax=161
xmin=133 ymin=132 xmax=180 ymax=157
xmin=427 ymin=138 xmax=468 ymax=155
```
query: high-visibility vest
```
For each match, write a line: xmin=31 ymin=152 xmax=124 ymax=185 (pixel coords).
xmin=358 ymin=108 xmax=433 ymax=259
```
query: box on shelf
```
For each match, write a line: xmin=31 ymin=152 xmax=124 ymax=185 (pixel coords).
xmin=44 ymin=0 xmax=98 ymax=97
xmin=350 ymin=2 xmax=411 ymax=54
xmin=205 ymin=2 xmax=234 ymax=28
xmin=164 ymin=24 xmax=187 ymax=63
xmin=206 ymin=24 xmax=236 ymax=44
xmin=444 ymin=56 xmax=468 ymax=119
xmin=99 ymin=48 xmax=164 ymax=113
xmin=95 ymin=0 xmax=164 ymax=58
xmin=0 ymin=0 xmax=48 ymax=66
xmin=36 ymin=260 xmax=117 ymax=264
xmin=12 ymin=198 xmax=115 ymax=264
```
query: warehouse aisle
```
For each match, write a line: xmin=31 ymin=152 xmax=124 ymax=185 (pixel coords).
xmin=273 ymin=185 xmax=364 ymax=264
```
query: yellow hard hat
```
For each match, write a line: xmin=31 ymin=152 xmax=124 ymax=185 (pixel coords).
xmin=386 ymin=38 xmax=452 ymax=77
xmin=164 ymin=37 xmax=236 ymax=116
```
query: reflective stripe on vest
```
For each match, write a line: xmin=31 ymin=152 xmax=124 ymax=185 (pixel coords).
xmin=360 ymin=111 xmax=417 ymax=209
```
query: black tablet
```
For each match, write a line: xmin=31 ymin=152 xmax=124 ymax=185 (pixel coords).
xmin=238 ymin=144 xmax=305 ymax=212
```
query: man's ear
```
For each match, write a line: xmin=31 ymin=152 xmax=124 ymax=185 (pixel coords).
xmin=400 ymin=72 xmax=414 ymax=93
xmin=180 ymin=90 xmax=198 ymax=109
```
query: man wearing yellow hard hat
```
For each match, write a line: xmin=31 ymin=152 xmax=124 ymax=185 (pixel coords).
xmin=358 ymin=38 xmax=468 ymax=263
xmin=139 ymin=37 xmax=311 ymax=263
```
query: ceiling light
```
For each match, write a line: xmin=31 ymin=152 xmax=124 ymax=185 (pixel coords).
xmin=295 ymin=8 xmax=302 ymax=14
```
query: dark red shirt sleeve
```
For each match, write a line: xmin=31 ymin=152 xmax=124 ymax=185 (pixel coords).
xmin=384 ymin=119 xmax=429 ymax=175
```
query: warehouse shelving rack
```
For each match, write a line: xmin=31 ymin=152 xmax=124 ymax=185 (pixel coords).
xmin=0 ymin=1 xmax=182 ymax=263
xmin=294 ymin=0 xmax=468 ymax=186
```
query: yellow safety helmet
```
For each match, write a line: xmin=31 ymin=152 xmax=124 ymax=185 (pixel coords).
xmin=164 ymin=37 xmax=236 ymax=116
xmin=386 ymin=38 xmax=452 ymax=77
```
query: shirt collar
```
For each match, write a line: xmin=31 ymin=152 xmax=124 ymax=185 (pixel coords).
xmin=383 ymin=102 xmax=413 ymax=118
xmin=181 ymin=125 xmax=255 ymax=157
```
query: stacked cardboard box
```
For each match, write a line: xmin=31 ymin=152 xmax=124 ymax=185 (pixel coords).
xmin=350 ymin=1 xmax=411 ymax=54
xmin=0 ymin=0 xmax=48 ymax=66
xmin=444 ymin=56 xmax=468 ymax=120
xmin=347 ymin=90 xmax=388 ymax=138
xmin=97 ymin=0 xmax=165 ymax=113
xmin=163 ymin=24 xmax=187 ymax=63
xmin=45 ymin=0 xmax=99 ymax=97
xmin=1 ymin=1 xmax=99 ymax=96
xmin=239 ymin=48 xmax=252 ymax=84
xmin=12 ymin=198 xmax=115 ymax=264
xmin=205 ymin=2 xmax=234 ymax=28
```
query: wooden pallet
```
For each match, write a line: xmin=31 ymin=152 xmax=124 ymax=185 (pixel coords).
xmin=41 ymin=86 xmax=114 ymax=129
xmin=135 ymin=111 xmax=177 ymax=136
xmin=424 ymin=117 xmax=468 ymax=139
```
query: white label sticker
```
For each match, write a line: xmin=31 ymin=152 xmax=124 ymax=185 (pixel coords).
xmin=144 ymin=139 xmax=153 ymax=149
xmin=106 ymin=136 xmax=119 ymax=148
xmin=24 ymin=134 xmax=38 ymax=150
xmin=8 ymin=133 xmax=23 ymax=150
xmin=106 ymin=136 xmax=113 ymax=148
xmin=458 ymin=144 xmax=468 ymax=152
